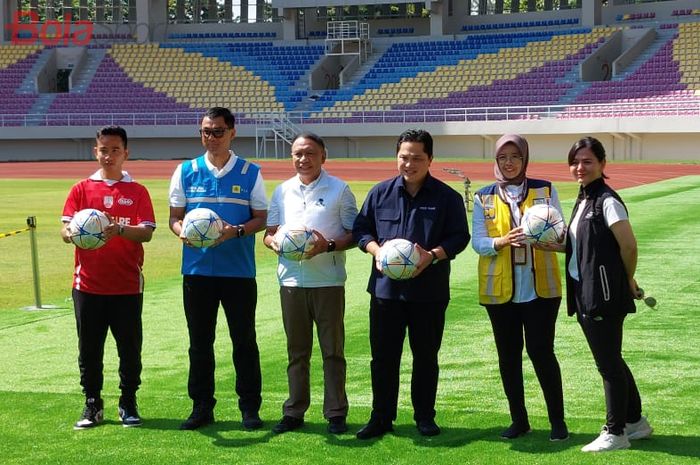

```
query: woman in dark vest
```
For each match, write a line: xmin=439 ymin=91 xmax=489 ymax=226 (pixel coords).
xmin=565 ymin=137 xmax=653 ymax=452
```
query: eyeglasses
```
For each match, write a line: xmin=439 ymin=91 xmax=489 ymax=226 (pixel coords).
xmin=496 ymin=155 xmax=524 ymax=164
xmin=199 ymin=128 xmax=228 ymax=138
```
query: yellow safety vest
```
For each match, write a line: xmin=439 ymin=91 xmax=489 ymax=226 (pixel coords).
xmin=477 ymin=184 xmax=562 ymax=305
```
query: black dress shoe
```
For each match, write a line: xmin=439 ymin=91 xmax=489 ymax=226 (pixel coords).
xmin=356 ymin=419 xmax=393 ymax=440
xmin=272 ymin=415 xmax=304 ymax=434
xmin=416 ymin=419 xmax=441 ymax=437
xmin=180 ymin=408 xmax=214 ymax=430
xmin=242 ymin=411 xmax=263 ymax=430
xmin=500 ymin=422 xmax=531 ymax=439
xmin=328 ymin=416 xmax=348 ymax=434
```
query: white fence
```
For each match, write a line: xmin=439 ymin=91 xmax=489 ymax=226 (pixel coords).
xmin=2 ymin=99 xmax=700 ymax=128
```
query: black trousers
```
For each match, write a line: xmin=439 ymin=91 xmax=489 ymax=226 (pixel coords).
xmin=577 ymin=312 xmax=642 ymax=435
xmin=486 ymin=297 xmax=565 ymax=426
xmin=368 ymin=296 xmax=448 ymax=423
xmin=183 ymin=275 xmax=262 ymax=414
xmin=73 ymin=289 xmax=143 ymax=400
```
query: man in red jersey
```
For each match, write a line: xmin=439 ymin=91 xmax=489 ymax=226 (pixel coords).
xmin=61 ymin=126 xmax=156 ymax=430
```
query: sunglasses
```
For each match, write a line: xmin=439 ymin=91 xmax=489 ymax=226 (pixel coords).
xmin=199 ymin=128 xmax=228 ymax=138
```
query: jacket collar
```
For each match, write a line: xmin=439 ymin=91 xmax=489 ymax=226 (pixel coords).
xmin=578 ymin=177 xmax=606 ymax=200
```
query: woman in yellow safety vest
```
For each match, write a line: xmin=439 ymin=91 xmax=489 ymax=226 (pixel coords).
xmin=472 ymin=134 xmax=568 ymax=442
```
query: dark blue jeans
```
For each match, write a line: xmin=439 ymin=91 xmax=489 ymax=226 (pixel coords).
xmin=183 ymin=275 xmax=262 ymax=414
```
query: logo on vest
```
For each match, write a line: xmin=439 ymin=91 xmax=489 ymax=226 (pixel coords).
xmin=232 ymin=185 xmax=241 ymax=194
xmin=103 ymin=196 xmax=114 ymax=208
xmin=118 ymin=198 xmax=134 ymax=206
xmin=187 ymin=186 xmax=207 ymax=193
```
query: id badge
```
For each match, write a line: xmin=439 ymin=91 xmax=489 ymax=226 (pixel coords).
xmin=513 ymin=246 xmax=527 ymax=265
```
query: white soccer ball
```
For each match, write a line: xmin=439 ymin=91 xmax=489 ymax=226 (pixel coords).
xmin=69 ymin=208 xmax=110 ymax=250
xmin=182 ymin=208 xmax=224 ymax=248
xmin=274 ymin=224 xmax=315 ymax=261
xmin=521 ymin=204 xmax=565 ymax=245
xmin=378 ymin=238 xmax=421 ymax=280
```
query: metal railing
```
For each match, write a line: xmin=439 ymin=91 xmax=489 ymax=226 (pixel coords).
xmin=254 ymin=112 xmax=302 ymax=158
xmin=2 ymin=99 xmax=700 ymax=128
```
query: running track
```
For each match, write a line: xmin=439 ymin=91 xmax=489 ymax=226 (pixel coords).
xmin=2 ymin=160 xmax=700 ymax=189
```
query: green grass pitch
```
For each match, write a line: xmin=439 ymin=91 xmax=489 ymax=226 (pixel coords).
xmin=0 ymin=175 xmax=698 ymax=465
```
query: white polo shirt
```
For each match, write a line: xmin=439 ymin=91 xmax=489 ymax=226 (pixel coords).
xmin=268 ymin=169 xmax=358 ymax=287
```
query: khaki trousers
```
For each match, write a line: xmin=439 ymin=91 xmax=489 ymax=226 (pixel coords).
xmin=280 ymin=286 xmax=348 ymax=419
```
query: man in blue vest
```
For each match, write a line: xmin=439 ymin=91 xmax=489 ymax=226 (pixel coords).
xmin=168 ymin=107 xmax=268 ymax=430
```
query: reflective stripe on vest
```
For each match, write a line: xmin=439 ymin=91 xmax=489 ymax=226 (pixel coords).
xmin=187 ymin=196 xmax=250 ymax=206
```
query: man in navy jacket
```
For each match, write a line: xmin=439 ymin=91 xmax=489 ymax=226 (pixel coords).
xmin=353 ymin=129 xmax=470 ymax=439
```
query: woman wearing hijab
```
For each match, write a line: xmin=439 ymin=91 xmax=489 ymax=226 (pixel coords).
xmin=566 ymin=137 xmax=652 ymax=452
xmin=472 ymin=134 xmax=568 ymax=441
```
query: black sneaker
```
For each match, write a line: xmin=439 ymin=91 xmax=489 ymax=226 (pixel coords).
xmin=74 ymin=398 xmax=104 ymax=430
xmin=118 ymin=400 xmax=142 ymax=427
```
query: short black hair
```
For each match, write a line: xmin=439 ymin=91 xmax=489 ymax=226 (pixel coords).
xmin=568 ymin=136 xmax=608 ymax=178
xmin=396 ymin=129 xmax=433 ymax=158
xmin=292 ymin=132 xmax=326 ymax=152
xmin=204 ymin=107 xmax=235 ymax=129
xmin=96 ymin=125 xmax=127 ymax=148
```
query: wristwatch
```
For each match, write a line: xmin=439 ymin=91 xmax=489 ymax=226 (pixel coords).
xmin=327 ymin=239 xmax=336 ymax=252
xmin=237 ymin=224 xmax=245 ymax=238
xmin=429 ymin=250 xmax=439 ymax=265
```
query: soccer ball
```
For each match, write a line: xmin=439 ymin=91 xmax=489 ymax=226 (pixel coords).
xmin=521 ymin=204 xmax=565 ymax=245
xmin=378 ymin=238 xmax=421 ymax=280
xmin=69 ymin=208 xmax=110 ymax=250
xmin=182 ymin=208 xmax=224 ymax=248
xmin=274 ymin=224 xmax=315 ymax=261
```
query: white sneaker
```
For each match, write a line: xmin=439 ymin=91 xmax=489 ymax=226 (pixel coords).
xmin=581 ymin=427 xmax=631 ymax=452
xmin=626 ymin=416 xmax=653 ymax=440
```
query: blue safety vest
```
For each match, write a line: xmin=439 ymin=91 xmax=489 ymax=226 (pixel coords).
xmin=180 ymin=155 xmax=259 ymax=277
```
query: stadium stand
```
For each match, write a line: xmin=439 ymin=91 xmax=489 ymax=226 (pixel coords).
xmin=167 ymin=32 xmax=277 ymax=40
xmin=2 ymin=0 xmax=700 ymax=162
xmin=157 ymin=41 xmax=323 ymax=110
xmin=462 ymin=17 xmax=579 ymax=32
xmin=309 ymin=27 xmax=615 ymax=120
xmin=1 ymin=2 xmax=700 ymax=133
xmin=0 ymin=44 xmax=42 ymax=125
xmin=109 ymin=43 xmax=282 ymax=113
xmin=558 ymin=22 xmax=700 ymax=118
xmin=676 ymin=21 xmax=700 ymax=93
xmin=3 ymin=20 xmax=700 ymax=128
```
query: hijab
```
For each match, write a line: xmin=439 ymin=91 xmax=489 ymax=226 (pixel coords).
xmin=494 ymin=133 xmax=529 ymax=188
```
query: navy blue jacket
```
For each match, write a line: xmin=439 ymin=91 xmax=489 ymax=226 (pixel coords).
xmin=353 ymin=173 xmax=470 ymax=302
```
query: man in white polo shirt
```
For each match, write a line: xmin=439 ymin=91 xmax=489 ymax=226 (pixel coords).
xmin=263 ymin=132 xmax=358 ymax=435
